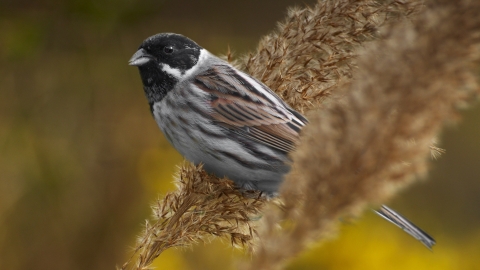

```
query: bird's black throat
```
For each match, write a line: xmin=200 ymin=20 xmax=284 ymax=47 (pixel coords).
xmin=138 ymin=65 xmax=178 ymax=112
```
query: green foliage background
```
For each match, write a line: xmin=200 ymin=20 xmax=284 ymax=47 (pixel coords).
xmin=1 ymin=0 xmax=479 ymax=269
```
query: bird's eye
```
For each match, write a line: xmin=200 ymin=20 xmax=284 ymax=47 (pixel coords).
xmin=163 ymin=46 xmax=174 ymax=54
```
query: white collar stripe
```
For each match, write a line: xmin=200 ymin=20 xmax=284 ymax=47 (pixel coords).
xmin=161 ymin=63 xmax=183 ymax=79
xmin=184 ymin=49 xmax=208 ymax=79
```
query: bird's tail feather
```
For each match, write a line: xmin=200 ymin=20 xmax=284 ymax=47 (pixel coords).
xmin=374 ymin=205 xmax=436 ymax=249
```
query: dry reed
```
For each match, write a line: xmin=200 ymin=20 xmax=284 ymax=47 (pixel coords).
xmin=249 ymin=0 xmax=480 ymax=269
xmin=121 ymin=164 xmax=265 ymax=270
xmin=239 ymin=0 xmax=424 ymax=114
xmin=122 ymin=0 xmax=480 ymax=269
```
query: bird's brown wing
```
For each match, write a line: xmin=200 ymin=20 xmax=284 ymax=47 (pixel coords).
xmin=193 ymin=64 xmax=306 ymax=153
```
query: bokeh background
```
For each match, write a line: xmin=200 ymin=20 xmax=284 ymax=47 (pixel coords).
xmin=1 ymin=0 xmax=479 ymax=269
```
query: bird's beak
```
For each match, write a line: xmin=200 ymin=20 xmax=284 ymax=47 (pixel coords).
xmin=128 ymin=48 xmax=152 ymax=66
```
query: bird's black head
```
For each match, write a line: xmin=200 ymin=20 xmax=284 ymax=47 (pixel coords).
xmin=129 ymin=33 xmax=202 ymax=106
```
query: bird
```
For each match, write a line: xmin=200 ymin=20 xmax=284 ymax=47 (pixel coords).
xmin=129 ymin=33 xmax=435 ymax=249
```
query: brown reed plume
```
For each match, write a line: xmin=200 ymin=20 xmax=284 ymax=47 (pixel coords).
xmin=239 ymin=0 xmax=424 ymax=114
xmin=120 ymin=164 xmax=265 ymax=270
xmin=122 ymin=0 xmax=480 ymax=269
xmin=248 ymin=0 xmax=480 ymax=268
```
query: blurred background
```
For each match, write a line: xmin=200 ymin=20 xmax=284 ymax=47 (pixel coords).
xmin=1 ymin=0 xmax=479 ymax=269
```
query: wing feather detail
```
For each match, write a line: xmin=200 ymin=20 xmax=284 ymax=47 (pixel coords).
xmin=193 ymin=64 xmax=307 ymax=153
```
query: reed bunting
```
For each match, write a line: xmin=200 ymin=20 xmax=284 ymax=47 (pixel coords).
xmin=129 ymin=33 xmax=435 ymax=249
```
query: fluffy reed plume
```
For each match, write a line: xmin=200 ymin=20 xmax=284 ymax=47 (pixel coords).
xmin=249 ymin=0 xmax=480 ymax=268
xmin=239 ymin=0 xmax=424 ymax=114
xmin=121 ymin=164 xmax=265 ymax=270
xmin=122 ymin=0 xmax=480 ymax=269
